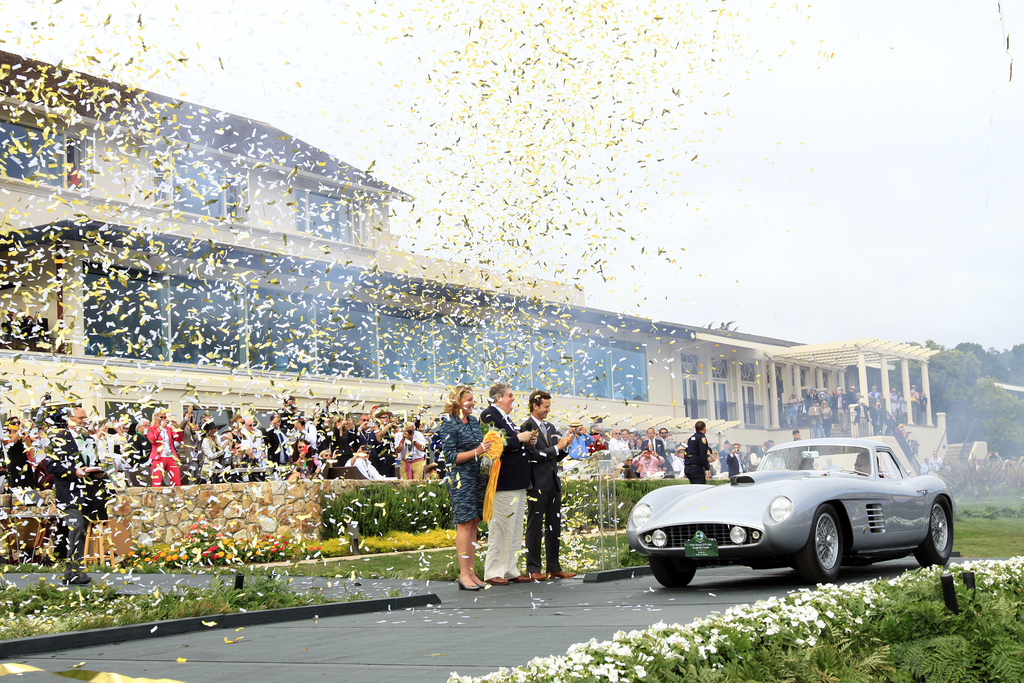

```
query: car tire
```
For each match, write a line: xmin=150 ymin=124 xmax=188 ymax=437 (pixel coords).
xmin=649 ymin=555 xmax=697 ymax=588
xmin=794 ymin=503 xmax=843 ymax=584
xmin=914 ymin=499 xmax=953 ymax=567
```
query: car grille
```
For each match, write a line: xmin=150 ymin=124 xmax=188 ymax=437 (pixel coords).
xmin=866 ymin=503 xmax=886 ymax=533
xmin=660 ymin=523 xmax=761 ymax=548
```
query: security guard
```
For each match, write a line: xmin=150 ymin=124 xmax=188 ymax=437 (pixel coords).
xmin=683 ymin=420 xmax=712 ymax=485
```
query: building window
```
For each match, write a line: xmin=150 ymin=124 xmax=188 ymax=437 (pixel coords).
xmin=168 ymin=277 xmax=244 ymax=367
xmin=531 ymin=329 xmax=573 ymax=396
xmin=0 ymin=120 xmax=71 ymax=186
xmin=681 ymin=354 xmax=701 ymax=375
xmin=481 ymin=325 xmax=533 ymax=391
xmin=611 ymin=341 xmax=648 ymax=402
xmin=295 ymin=188 xmax=365 ymax=243
xmin=572 ymin=335 xmax=611 ymax=399
xmin=248 ymin=287 xmax=316 ymax=373
xmin=740 ymin=362 xmax=757 ymax=383
xmin=316 ymin=301 xmax=377 ymax=379
xmin=435 ymin=324 xmax=484 ymax=386
xmin=711 ymin=358 xmax=728 ymax=379
xmin=171 ymin=148 xmax=246 ymax=219
xmin=83 ymin=265 xmax=166 ymax=361
xmin=379 ymin=312 xmax=435 ymax=383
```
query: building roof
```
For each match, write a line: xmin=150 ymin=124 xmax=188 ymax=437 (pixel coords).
xmin=0 ymin=48 xmax=406 ymax=197
xmin=773 ymin=338 xmax=939 ymax=366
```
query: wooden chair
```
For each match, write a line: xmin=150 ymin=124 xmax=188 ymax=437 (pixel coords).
xmin=83 ymin=520 xmax=117 ymax=566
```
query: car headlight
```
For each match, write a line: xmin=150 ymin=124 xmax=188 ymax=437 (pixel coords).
xmin=631 ymin=502 xmax=653 ymax=527
xmin=729 ymin=526 xmax=747 ymax=544
xmin=652 ymin=529 xmax=667 ymax=547
xmin=769 ymin=496 xmax=794 ymax=523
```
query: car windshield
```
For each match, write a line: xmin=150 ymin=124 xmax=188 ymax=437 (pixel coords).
xmin=759 ymin=445 xmax=872 ymax=476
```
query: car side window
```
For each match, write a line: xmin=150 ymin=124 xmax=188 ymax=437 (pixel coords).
xmin=876 ymin=451 xmax=904 ymax=480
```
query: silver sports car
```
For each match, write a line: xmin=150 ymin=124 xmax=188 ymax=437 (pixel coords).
xmin=627 ymin=438 xmax=954 ymax=586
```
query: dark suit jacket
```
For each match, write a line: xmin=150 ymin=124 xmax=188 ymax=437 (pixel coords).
xmin=47 ymin=428 xmax=109 ymax=516
xmin=262 ymin=428 xmax=287 ymax=464
xmin=521 ymin=415 xmax=567 ymax=496
xmin=478 ymin=405 xmax=530 ymax=491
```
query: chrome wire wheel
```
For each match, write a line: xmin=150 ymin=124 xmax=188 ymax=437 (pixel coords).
xmin=815 ymin=513 xmax=840 ymax=570
xmin=929 ymin=503 xmax=949 ymax=551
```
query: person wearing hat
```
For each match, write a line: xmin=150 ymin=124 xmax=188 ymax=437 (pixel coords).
xmin=634 ymin=448 xmax=665 ymax=478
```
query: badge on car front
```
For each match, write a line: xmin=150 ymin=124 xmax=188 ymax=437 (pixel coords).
xmin=684 ymin=530 xmax=719 ymax=558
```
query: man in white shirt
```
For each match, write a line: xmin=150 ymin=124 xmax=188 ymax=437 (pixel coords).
xmin=606 ymin=428 xmax=631 ymax=454
xmin=395 ymin=421 xmax=427 ymax=479
xmin=346 ymin=448 xmax=386 ymax=480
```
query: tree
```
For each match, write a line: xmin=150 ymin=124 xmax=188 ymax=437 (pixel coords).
xmin=954 ymin=342 xmax=1008 ymax=382
xmin=928 ymin=347 xmax=981 ymax=443
xmin=971 ymin=378 xmax=1024 ymax=455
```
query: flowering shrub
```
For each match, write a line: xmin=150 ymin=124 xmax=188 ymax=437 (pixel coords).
xmin=449 ymin=557 xmax=1024 ymax=682
xmin=128 ymin=519 xmax=291 ymax=569
xmin=360 ymin=528 xmax=456 ymax=554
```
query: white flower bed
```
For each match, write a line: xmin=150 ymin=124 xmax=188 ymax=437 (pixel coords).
xmin=449 ymin=558 xmax=1024 ymax=683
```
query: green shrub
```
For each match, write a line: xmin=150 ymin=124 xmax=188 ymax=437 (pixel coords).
xmin=320 ymin=483 xmax=452 ymax=538
xmin=318 ymin=479 xmax=699 ymax=540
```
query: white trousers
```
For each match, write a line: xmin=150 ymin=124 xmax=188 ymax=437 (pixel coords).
xmin=484 ymin=488 xmax=526 ymax=580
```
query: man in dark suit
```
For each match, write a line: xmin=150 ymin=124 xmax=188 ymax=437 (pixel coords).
xmin=46 ymin=405 xmax=111 ymax=585
xmin=479 ymin=382 xmax=535 ymax=585
xmin=521 ymin=390 xmax=576 ymax=580
xmin=262 ymin=413 xmax=288 ymax=465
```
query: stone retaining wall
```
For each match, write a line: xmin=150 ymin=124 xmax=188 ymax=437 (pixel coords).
xmin=3 ymin=480 xmax=401 ymax=547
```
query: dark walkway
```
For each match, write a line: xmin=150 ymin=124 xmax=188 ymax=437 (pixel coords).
xmin=1 ymin=559 xmax=948 ymax=682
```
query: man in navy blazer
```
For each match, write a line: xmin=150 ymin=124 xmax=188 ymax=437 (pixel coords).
xmin=47 ymin=405 xmax=111 ymax=585
xmin=521 ymin=390 xmax=576 ymax=580
xmin=478 ymin=382 xmax=535 ymax=585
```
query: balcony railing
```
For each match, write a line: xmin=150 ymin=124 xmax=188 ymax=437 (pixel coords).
xmin=683 ymin=398 xmax=707 ymax=419
xmin=714 ymin=400 xmax=736 ymax=421
xmin=743 ymin=403 xmax=764 ymax=428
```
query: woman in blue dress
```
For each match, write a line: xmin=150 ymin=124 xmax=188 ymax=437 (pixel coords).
xmin=439 ymin=384 xmax=489 ymax=590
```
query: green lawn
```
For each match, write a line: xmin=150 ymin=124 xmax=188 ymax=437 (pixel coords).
xmin=953 ymin=517 xmax=1024 ymax=558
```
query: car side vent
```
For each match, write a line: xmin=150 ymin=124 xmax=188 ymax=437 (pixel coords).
xmin=866 ymin=503 xmax=885 ymax=533
xmin=731 ymin=475 xmax=756 ymax=485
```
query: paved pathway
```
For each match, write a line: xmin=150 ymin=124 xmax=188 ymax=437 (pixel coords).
xmin=1 ymin=559 xmax=950 ymax=682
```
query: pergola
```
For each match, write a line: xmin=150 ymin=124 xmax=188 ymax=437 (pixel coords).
xmin=771 ymin=338 xmax=938 ymax=426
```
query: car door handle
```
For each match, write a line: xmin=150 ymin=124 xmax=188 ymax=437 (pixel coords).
xmin=916 ymin=488 xmax=929 ymax=496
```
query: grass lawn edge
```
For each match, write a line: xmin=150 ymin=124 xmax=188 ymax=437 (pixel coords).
xmin=1 ymin=592 xmax=440 ymax=658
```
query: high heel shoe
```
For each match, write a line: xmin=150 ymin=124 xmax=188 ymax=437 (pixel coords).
xmin=458 ymin=579 xmax=482 ymax=591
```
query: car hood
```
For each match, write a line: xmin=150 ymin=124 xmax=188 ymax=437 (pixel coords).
xmin=641 ymin=470 xmax=833 ymax=529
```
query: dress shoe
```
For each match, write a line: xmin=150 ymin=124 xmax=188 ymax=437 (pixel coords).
xmin=457 ymin=579 xmax=482 ymax=591
xmin=485 ymin=577 xmax=509 ymax=586
xmin=548 ymin=571 xmax=577 ymax=579
xmin=510 ymin=575 xmax=533 ymax=583
xmin=529 ymin=572 xmax=549 ymax=581
xmin=63 ymin=574 xmax=92 ymax=586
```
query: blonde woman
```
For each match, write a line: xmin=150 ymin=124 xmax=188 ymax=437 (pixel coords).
xmin=439 ymin=385 xmax=489 ymax=591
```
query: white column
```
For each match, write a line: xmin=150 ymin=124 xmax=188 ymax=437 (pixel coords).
xmin=921 ymin=362 xmax=933 ymax=426
xmin=834 ymin=369 xmax=844 ymax=394
xmin=702 ymin=353 xmax=715 ymax=420
xmin=814 ymin=367 xmax=823 ymax=392
xmin=901 ymin=359 xmax=914 ymax=426
xmin=767 ymin=359 xmax=779 ymax=428
xmin=857 ymin=351 xmax=868 ymax=402
xmin=880 ymin=355 xmax=892 ymax=414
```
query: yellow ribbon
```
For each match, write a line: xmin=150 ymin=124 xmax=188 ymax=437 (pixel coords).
xmin=481 ymin=458 xmax=502 ymax=522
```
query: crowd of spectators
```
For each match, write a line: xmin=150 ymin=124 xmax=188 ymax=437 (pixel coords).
xmin=0 ymin=395 xmax=448 ymax=496
xmin=4 ymin=388 xmax=932 ymax=497
xmin=779 ymin=385 xmax=924 ymax=442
